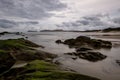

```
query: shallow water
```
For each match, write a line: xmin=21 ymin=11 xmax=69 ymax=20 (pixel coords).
xmin=0 ymin=32 xmax=120 ymax=80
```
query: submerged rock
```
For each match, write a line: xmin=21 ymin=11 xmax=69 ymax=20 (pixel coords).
xmin=65 ymin=51 xmax=107 ymax=62
xmin=79 ymin=51 xmax=107 ymax=62
xmin=76 ymin=47 xmax=92 ymax=52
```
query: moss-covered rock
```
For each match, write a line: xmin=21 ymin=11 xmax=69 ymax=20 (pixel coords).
xmin=0 ymin=38 xmax=56 ymax=75
xmin=0 ymin=50 xmax=16 ymax=74
xmin=0 ymin=38 xmax=40 ymax=50
xmin=0 ymin=60 xmax=100 ymax=80
xmin=0 ymin=38 xmax=56 ymax=61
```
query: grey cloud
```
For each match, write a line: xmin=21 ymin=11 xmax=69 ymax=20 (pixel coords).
xmin=0 ymin=0 xmax=66 ymax=19
xmin=76 ymin=20 xmax=89 ymax=25
xmin=71 ymin=22 xmax=81 ymax=27
xmin=83 ymin=16 xmax=100 ymax=21
xmin=0 ymin=19 xmax=17 ymax=28
xmin=113 ymin=18 xmax=120 ymax=24
xmin=18 ymin=21 xmax=39 ymax=25
xmin=0 ymin=19 xmax=39 ymax=28
xmin=57 ymin=12 xmax=120 ymax=30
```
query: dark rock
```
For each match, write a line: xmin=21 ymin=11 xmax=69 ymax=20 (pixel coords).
xmin=72 ymin=56 xmax=77 ymax=60
xmin=79 ymin=51 xmax=107 ymax=62
xmin=16 ymin=50 xmax=57 ymax=61
xmin=58 ymin=36 xmax=112 ymax=49
xmin=76 ymin=36 xmax=91 ymax=42
xmin=15 ymin=32 xmax=21 ymax=35
xmin=64 ymin=52 xmax=76 ymax=56
xmin=25 ymin=36 xmax=28 ymax=39
xmin=56 ymin=40 xmax=62 ymax=44
xmin=64 ymin=51 xmax=107 ymax=62
xmin=90 ymin=39 xmax=102 ymax=48
xmin=116 ymin=60 xmax=120 ymax=66
xmin=0 ymin=51 xmax=16 ymax=74
xmin=76 ymin=47 xmax=92 ymax=52
xmin=100 ymin=40 xmax=112 ymax=48
xmin=64 ymin=38 xmax=75 ymax=45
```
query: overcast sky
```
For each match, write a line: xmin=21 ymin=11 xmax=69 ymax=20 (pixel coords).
xmin=0 ymin=0 xmax=120 ymax=31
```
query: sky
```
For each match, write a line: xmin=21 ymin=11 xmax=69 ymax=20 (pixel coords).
xmin=0 ymin=0 xmax=120 ymax=31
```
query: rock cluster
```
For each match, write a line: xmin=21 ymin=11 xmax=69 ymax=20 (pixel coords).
xmin=56 ymin=36 xmax=110 ymax=62
xmin=56 ymin=36 xmax=112 ymax=49
xmin=65 ymin=47 xmax=107 ymax=62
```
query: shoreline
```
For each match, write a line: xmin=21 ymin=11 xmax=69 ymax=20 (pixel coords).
xmin=0 ymin=38 xmax=100 ymax=80
xmin=0 ymin=32 xmax=120 ymax=80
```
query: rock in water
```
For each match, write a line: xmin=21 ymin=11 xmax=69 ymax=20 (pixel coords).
xmin=116 ymin=60 xmax=120 ymax=66
xmin=76 ymin=47 xmax=92 ymax=52
xmin=55 ymin=40 xmax=63 ymax=44
xmin=79 ymin=51 xmax=107 ymax=62
xmin=65 ymin=51 xmax=107 ymax=62
xmin=76 ymin=36 xmax=91 ymax=42
xmin=64 ymin=38 xmax=75 ymax=45
xmin=56 ymin=36 xmax=112 ymax=49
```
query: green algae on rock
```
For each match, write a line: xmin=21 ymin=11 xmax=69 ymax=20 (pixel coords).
xmin=0 ymin=50 xmax=16 ymax=74
xmin=0 ymin=38 xmax=56 ymax=61
xmin=0 ymin=38 xmax=56 ymax=76
xmin=1 ymin=60 xmax=100 ymax=80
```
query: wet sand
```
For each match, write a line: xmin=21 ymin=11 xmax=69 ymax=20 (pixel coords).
xmin=91 ymin=32 xmax=120 ymax=40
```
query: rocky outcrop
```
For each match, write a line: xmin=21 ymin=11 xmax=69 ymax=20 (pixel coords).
xmin=0 ymin=38 xmax=56 ymax=75
xmin=0 ymin=60 xmax=100 ymax=80
xmin=65 ymin=47 xmax=107 ymax=62
xmin=15 ymin=50 xmax=57 ymax=61
xmin=55 ymin=36 xmax=109 ymax=62
xmin=56 ymin=36 xmax=112 ymax=49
